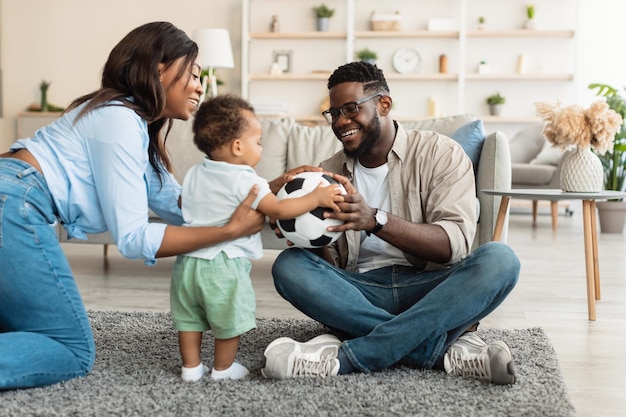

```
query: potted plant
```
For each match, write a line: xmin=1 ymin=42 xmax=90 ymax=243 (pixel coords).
xmin=477 ymin=16 xmax=486 ymax=30
xmin=355 ymin=47 xmax=378 ymax=65
xmin=313 ymin=4 xmax=335 ymax=32
xmin=588 ymin=83 xmax=626 ymax=232
xmin=486 ymin=92 xmax=505 ymax=116
xmin=524 ymin=4 xmax=537 ymax=29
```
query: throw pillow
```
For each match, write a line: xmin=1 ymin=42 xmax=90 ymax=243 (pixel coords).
xmin=529 ymin=141 xmax=565 ymax=166
xmin=450 ymin=119 xmax=486 ymax=175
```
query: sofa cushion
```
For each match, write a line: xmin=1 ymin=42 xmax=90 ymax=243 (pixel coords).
xmin=450 ymin=119 xmax=486 ymax=175
xmin=286 ymin=123 xmax=342 ymax=172
xmin=256 ymin=118 xmax=293 ymax=180
xmin=508 ymin=124 xmax=546 ymax=164
xmin=511 ymin=163 xmax=557 ymax=185
xmin=401 ymin=114 xmax=476 ymax=137
xmin=529 ymin=141 xmax=565 ymax=166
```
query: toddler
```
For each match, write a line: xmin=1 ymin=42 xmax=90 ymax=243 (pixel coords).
xmin=171 ymin=94 xmax=343 ymax=381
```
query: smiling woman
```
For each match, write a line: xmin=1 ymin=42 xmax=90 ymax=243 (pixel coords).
xmin=0 ymin=21 xmax=267 ymax=391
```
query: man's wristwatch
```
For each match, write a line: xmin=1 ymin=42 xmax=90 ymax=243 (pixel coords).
xmin=366 ymin=209 xmax=388 ymax=236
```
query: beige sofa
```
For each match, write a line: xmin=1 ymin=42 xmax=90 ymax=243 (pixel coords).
xmin=59 ymin=114 xmax=511 ymax=253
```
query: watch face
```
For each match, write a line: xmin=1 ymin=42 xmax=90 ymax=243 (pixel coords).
xmin=375 ymin=210 xmax=388 ymax=225
xmin=392 ymin=47 xmax=421 ymax=74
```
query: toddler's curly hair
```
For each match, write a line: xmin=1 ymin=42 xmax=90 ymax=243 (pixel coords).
xmin=193 ymin=94 xmax=255 ymax=158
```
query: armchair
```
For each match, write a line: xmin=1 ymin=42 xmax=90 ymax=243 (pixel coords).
xmin=509 ymin=124 xmax=573 ymax=229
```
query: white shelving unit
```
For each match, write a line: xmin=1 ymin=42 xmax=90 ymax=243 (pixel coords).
xmin=241 ymin=0 xmax=578 ymax=130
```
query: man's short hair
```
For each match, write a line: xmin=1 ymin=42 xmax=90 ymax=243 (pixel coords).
xmin=327 ymin=61 xmax=390 ymax=95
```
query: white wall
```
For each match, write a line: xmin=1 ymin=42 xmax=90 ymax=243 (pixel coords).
xmin=0 ymin=0 xmax=625 ymax=148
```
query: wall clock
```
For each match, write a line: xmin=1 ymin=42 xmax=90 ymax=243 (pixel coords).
xmin=392 ymin=47 xmax=421 ymax=74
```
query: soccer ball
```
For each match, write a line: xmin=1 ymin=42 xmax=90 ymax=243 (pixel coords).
xmin=276 ymin=172 xmax=346 ymax=248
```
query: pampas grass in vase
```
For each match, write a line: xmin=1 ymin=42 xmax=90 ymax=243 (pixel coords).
xmin=535 ymin=100 xmax=622 ymax=192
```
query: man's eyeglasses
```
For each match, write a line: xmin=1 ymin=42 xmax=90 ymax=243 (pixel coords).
xmin=321 ymin=93 xmax=383 ymax=124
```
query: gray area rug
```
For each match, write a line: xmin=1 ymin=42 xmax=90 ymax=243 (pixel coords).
xmin=1 ymin=311 xmax=575 ymax=417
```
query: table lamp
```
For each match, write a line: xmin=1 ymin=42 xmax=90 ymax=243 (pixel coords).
xmin=193 ymin=28 xmax=234 ymax=99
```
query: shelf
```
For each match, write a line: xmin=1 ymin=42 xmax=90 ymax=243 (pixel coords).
xmin=249 ymin=32 xmax=346 ymax=40
xmin=467 ymin=29 xmax=575 ymax=38
xmin=355 ymin=30 xmax=459 ymax=39
xmin=386 ymin=73 xmax=458 ymax=81
xmin=465 ymin=73 xmax=574 ymax=81
xmin=250 ymin=73 xmax=332 ymax=81
xmin=242 ymin=0 xmax=578 ymax=124
xmin=250 ymin=73 xmax=458 ymax=81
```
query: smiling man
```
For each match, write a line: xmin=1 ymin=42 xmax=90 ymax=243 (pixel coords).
xmin=261 ymin=61 xmax=521 ymax=385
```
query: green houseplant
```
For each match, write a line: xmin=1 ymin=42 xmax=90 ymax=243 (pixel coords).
xmin=589 ymin=83 xmax=626 ymax=232
xmin=588 ymin=83 xmax=626 ymax=193
xmin=313 ymin=4 xmax=335 ymax=31
xmin=355 ymin=47 xmax=378 ymax=64
xmin=313 ymin=4 xmax=335 ymax=18
xmin=486 ymin=92 xmax=505 ymax=116
xmin=477 ymin=16 xmax=486 ymax=30
xmin=524 ymin=4 xmax=537 ymax=29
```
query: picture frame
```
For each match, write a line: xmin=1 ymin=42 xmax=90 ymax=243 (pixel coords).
xmin=273 ymin=50 xmax=292 ymax=73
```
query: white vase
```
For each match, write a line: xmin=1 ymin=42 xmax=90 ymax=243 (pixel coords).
xmin=560 ymin=146 xmax=604 ymax=192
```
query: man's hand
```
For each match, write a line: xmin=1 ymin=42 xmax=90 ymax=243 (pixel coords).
xmin=322 ymin=173 xmax=376 ymax=233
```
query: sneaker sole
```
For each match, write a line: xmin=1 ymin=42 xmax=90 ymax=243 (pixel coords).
xmin=490 ymin=341 xmax=516 ymax=385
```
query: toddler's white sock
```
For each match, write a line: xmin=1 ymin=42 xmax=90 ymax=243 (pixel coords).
xmin=181 ymin=363 xmax=209 ymax=382
xmin=210 ymin=362 xmax=250 ymax=380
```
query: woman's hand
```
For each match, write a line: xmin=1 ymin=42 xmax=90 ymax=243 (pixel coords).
xmin=228 ymin=184 xmax=265 ymax=238
xmin=268 ymin=165 xmax=323 ymax=194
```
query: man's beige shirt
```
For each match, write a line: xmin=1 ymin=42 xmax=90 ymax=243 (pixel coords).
xmin=321 ymin=122 xmax=477 ymax=272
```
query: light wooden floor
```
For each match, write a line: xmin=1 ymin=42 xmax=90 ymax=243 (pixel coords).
xmin=66 ymin=200 xmax=625 ymax=417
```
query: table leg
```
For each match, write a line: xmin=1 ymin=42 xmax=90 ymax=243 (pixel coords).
xmin=581 ymin=200 xmax=596 ymax=321
xmin=590 ymin=200 xmax=600 ymax=300
xmin=550 ymin=200 xmax=558 ymax=231
xmin=492 ymin=196 xmax=510 ymax=242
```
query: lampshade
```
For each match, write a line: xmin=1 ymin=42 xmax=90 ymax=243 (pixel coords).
xmin=193 ymin=28 xmax=234 ymax=69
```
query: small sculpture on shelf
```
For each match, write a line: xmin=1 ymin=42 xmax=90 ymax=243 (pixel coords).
xmin=270 ymin=15 xmax=280 ymax=33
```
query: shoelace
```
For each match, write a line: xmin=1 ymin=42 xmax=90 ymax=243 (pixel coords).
xmin=448 ymin=349 xmax=492 ymax=380
xmin=292 ymin=355 xmax=336 ymax=377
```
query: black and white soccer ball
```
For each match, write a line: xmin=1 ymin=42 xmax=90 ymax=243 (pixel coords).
xmin=276 ymin=172 xmax=346 ymax=248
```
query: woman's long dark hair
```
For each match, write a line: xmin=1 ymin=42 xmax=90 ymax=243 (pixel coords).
xmin=67 ymin=21 xmax=198 ymax=182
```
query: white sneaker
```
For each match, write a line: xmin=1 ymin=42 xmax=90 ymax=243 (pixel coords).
xmin=444 ymin=333 xmax=516 ymax=385
xmin=261 ymin=334 xmax=342 ymax=379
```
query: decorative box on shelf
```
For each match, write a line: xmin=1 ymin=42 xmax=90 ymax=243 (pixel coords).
xmin=370 ymin=11 xmax=402 ymax=31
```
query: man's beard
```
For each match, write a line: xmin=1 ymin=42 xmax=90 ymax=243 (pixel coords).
xmin=342 ymin=115 xmax=381 ymax=159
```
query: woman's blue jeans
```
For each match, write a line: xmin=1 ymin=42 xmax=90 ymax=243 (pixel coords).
xmin=271 ymin=242 xmax=520 ymax=373
xmin=0 ymin=158 xmax=95 ymax=389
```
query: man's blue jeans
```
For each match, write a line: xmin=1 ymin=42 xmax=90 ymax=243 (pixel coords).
xmin=271 ymin=242 xmax=519 ymax=373
xmin=0 ymin=158 xmax=95 ymax=389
